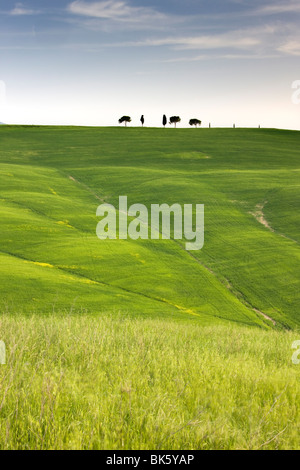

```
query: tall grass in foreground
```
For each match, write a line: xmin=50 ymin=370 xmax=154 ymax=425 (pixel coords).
xmin=0 ymin=313 xmax=299 ymax=450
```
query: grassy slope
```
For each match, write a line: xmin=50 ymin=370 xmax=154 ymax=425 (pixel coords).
xmin=0 ymin=313 xmax=299 ymax=450
xmin=0 ymin=126 xmax=299 ymax=328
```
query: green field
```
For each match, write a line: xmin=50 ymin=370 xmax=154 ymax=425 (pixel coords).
xmin=0 ymin=126 xmax=299 ymax=449
xmin=0 ymin=313 xmax=299 ymax=450
xmin=0 ymin=126 xmax=299 ymax=327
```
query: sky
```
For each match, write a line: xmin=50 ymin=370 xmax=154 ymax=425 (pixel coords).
xmin=0 ymin=0 xmax=299 ymax=128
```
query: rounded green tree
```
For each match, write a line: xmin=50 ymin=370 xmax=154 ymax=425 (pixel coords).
xmin=189 ymin=119 xmax=202 ymax=127
xmin=118 ymin=116 xmax=132 ymax=127
xmin=169 ymin=116 xmax=181 ymax=128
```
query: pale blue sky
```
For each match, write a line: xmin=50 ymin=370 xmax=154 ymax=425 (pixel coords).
xmin=0 ymin=0 xmax=299 ymax=128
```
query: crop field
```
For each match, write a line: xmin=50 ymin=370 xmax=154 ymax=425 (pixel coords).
xmin=0 ymin=126 xmax=299 ymax=449
xmin=0 ymin=313 xmax=300 ymax=450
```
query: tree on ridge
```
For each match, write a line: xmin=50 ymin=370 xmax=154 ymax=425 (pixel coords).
xmin=169 ymin=116 xmax=181 ymax=128
xmin=189 ymin=119 xmax=202 ymax=127
xmin=118 ymin=116 xmax=132 ymax=127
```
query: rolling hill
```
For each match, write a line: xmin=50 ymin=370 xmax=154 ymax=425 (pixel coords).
xmin=0 ymin=126 xmax=299 ymax=329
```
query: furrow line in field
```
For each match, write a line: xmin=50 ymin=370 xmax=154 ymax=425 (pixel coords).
xmin=0 ymin=197 xmax=92 ymax=235
xmin=67 ymin=173 xmax=271 ymax=325
xmin=180 ymin=246 xmax=278 ymax=327
xmin=250 ymin=200 xmax=298 ymax=244
xmin=0 ymin=248 xmax=206 ymax=319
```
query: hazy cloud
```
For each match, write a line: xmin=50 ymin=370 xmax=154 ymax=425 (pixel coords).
xmin=278 ymin=40 xmax=300 ymax=56
xmin=10 ymin=3 xmax=40 ymax=16
xmin=139 ymin=34 xmax=260 ymax=51
xmin=67 ymin=0 xmax=167 ymax=23
xmin=116 ymin=25 xmax=282 ymax=51
xmin=254 ymin=1 xmax=300 ymax=15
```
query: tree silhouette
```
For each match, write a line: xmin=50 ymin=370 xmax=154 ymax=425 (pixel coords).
xmin=140 ymin=115 xmax=144 ymax=127
xmin=169 ymin=116 xmax=181 ymax=128
xmin=189 ymin=119 xmax=202 ymax=128
xmin=118 ymin=116 xmax=132 ymax=127
xmin=163 ymin=115 xmax=167 ymax=128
